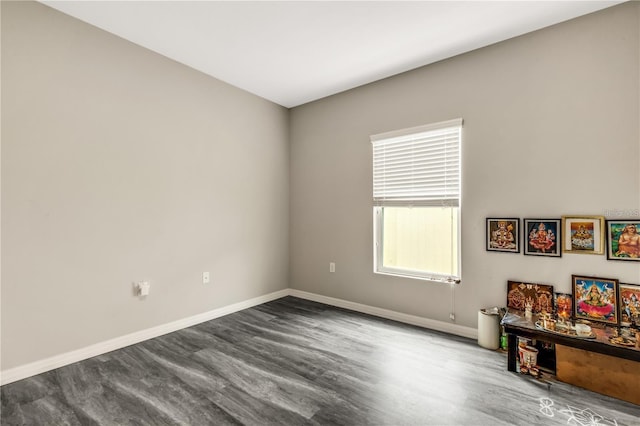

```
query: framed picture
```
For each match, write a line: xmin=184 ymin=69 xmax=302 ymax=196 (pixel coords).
xmin=561 ymin=216 xmax=605 ymax=255
xmin=486 ymin=218 xmax=519 ymax=253
xmin=554 ymin=292 xmax=572 ymax=320
xmin=572 ymin=275 xmax=619 ymax=325
xmin=619 ymin=283 xmax=640 ymax=327
xmin=606 ymin=220 xmax=640 ymax=261
xmin=507 ymin=281 xmax=554 ymax=313
xmin=524 ymin=219 xmax=561 ymax=257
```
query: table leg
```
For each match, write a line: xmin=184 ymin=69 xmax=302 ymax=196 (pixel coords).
xmin=507 ymin=333 xmax=517 ymax=372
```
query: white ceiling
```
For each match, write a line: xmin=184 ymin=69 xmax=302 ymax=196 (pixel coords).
xmin=41 ymin=1 xmax=623 ymax=108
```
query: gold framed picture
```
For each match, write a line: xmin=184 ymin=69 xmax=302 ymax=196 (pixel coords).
xmin=572 ymin=275 xmax=619 ymax=325
xmin=561 ymin=215 xmax=605 ymax=255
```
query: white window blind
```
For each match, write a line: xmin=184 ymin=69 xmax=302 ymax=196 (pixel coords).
xmin=371 ymin=118 xmax=462 ymax=207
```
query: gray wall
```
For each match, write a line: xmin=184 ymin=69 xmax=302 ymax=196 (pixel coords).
xmin=2 ymin=0 xmax=639 ymax=374
xmin=290 ymin=3 xmax=640 ymax=328
xmin=1 ymin=1 xmax=289 ymax=370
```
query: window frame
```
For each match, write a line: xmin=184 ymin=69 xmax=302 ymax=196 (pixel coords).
xmin=371 ymin=119 xmax=462 ymax=283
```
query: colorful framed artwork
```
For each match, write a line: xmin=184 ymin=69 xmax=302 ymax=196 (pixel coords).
xmin=486 ymin=218 xmax=519 ymax=253
xmin=524 ymin=219 xmax=561 ymax=257
xmin=561 ymin=216 xmax=605 ymax=255
xmin=606 ymin=220 xmax=640 ymax=261
xmin=507 ymin=281 xmax=554 ymax=313
xmin=572 ymin=275 xmax=619 ymax=325
xmin=554 ymin=292 xmax=572 ymax=320
xmin=619 ymin=283 xmax=640 ymax=327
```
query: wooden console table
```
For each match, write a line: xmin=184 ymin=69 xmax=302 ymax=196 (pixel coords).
xmin=501 ymin=311 xmax=640 ymax=405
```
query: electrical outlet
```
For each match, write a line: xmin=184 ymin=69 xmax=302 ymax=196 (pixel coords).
xmin=137 ymin=281 xmax=150 ymax=296
xmin=329 ymin=262 xmax=336 ymax=273
xmin=449 ymin=313 xmax=455 ymax=321
xmin=202 ymin=272 xmax=210 ymax=284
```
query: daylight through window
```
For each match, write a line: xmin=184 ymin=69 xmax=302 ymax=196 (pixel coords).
xmin=371 ymin=118 xmax=462 ymax=282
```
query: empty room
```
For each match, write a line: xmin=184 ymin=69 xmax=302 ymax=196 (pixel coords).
xmin=1 ymin=1 xmax=639 ymax=424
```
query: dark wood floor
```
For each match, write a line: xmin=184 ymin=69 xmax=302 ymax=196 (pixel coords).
xmin=2 ymin=296 xmax=639 ymax=425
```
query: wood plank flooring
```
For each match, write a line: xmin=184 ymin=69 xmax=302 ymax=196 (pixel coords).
xmin=2 ymin=296 xmax=639 ymax=425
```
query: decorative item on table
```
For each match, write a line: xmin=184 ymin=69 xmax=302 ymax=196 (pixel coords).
xmin=554 ymin=320 xmax=570 ymax=332
xmin=617 ymin=328 xmax=631 ymax=343
xmin=554 ymin=292 xmax=572 ymax=323
xmin=542 ymin=313 xmax=556 ymax=331
xmin=619 ymin=327 xmax=635 ymax=340
xmin=486 ymin=218 xmax=520 ymax=253
xmin=618 ymin=283 xmax=640 ymax=327
xmin=574 ymin=323 xmax=592 ymax=337
xmin=534 ymin=318 xmax=595 ymax=338
xmin=605 ymin=220 xmax=640 ymax=261
xmin=572 ymin=275 xmax=619 ymax=326
xmin=561 ymin=215 xmax=605 ymax=255
xmin=609 ymin=333 xmax=636 ymax=347
xmin=507 ymin=280 xmax=554 ymax=314
xmin=524 ymin=218 xmax=561 ymax=257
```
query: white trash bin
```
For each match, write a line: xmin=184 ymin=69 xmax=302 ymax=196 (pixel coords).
xmin=478 ymin=308 xmax=500 ymax=350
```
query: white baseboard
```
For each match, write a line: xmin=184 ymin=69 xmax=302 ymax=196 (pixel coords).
xmin=288 ymin=289 xmax=479 ymax=340
xmin=0 ymin=289 xmax=289 ymax=386
xmin=1 ymin=287 xmax=478 ymax=386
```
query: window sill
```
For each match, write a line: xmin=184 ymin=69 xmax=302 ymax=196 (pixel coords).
xmin=374 ymin=269 xmax=460 ymax=284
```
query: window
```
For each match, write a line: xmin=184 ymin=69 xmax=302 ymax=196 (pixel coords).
xmin=371 ymin=118 xmax=462 ymax=283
